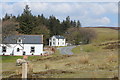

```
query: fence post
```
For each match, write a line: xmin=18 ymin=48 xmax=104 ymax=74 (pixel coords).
xmin=22 ymin=62 xmax=27 ymax=80
xmin=119 ymin=65 xmax=120 ymax=80
xmin=22 ymin=56 xmax=28 ymax=80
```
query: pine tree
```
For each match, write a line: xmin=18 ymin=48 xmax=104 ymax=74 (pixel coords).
xmin=48 ymin=16 xmax=61 ymax=36
xmin=17 ymin=5 xmax=35 ymax=34
xmin=77 ymin=20 xmax=81 ymax=27
xmin=3 ymin=13 xmax=10 ymax=21
xmin=73 ymin=20 xmax=76 ymax=27
xmin=66 ymin=16 xmax=71 ymax=28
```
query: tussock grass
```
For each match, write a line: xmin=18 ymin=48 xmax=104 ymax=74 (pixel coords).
xmin=45 ymin=64 xmax=50 ymax=70
xmin=97 ymin=64 xmax=108 ymax=70
xmin=65 ymin=62 xmax=76 ymax=67
xmin=107 ymin=53 xmax=117 ymax=62
xmin=28 ymin=63 xmax=33 ymax=73
xmin=15 ymin=69 xmax=21 ymax=75
xmin=78 ymin=55 xmax=89 ymax=64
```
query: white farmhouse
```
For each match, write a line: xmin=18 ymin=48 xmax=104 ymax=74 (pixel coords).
xmin=49 ymin=35 xmax=66 ymax=46
xmin=0 ymin=35 xmax=43 ymax=55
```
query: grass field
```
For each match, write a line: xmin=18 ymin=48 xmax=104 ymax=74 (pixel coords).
xmin=1 ymin=28 xmax=118 ymax=78
xmin=91 ymin=28 xmax=118 ymax=43
xmin=72 ymin=28 xmax=118 ymax=54
xmin=71 ymin=28 xmax=118 ymax=78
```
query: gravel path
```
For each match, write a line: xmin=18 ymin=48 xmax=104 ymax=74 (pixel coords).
xmin=58 ymin=46 xmax=76 ymax=55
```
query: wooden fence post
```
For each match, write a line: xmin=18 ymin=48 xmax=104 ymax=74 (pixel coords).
xmin=22 ymin=62 xmax=27 ymax=80
xmin=119 ymin=65 xmax=120 ymax=80
xmin=22 ymin=56 xmax=28 ymax=80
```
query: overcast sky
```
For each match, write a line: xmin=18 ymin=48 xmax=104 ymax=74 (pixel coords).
xmin=0 ymin=1 xmax=118 ymax=27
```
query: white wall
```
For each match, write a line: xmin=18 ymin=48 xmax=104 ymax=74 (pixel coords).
xmin=0 ymin=44 xmax=43 ymax=55
xmin=13 ymin=44 xmax=24 ymax=55
xmin=49 ymin=36 xmax=66 ymax=46
xmin=23 ymin=44 xmax=43 ymax=55
xmin=0 ymin=44 xmax=16 ymax=55
xmin=58 ymin=39 xmax=66 ymax=46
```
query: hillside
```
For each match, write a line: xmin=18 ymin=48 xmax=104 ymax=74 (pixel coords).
xmin=88 ymin=28 xmax=118 ymax=43
xmin=1 ymin=28 xmax=118 ymax=78
xmin=85 ymin=27 xmax=119 ymax=30
xmin=72 ymin=28 xmax=118 ymax=53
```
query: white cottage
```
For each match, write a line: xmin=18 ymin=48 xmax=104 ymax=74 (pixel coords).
xmin=0 ymin=35 xmax=43 ymax=55
xmin=49 ymin=35 xmax=66 ymax=46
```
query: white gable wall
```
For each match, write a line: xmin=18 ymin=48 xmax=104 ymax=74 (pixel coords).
xmin=13 ymin=44 xmax=24 ymax=55
xmin=49 ymin=36 xmax=66 ymax=46
xmin=0 ymin=44 xmax=43 ymax=55
xmin=0 ymin=44 xmax=16 ymax=55
xmin=51 ymin=36 xmax=57 ymax=46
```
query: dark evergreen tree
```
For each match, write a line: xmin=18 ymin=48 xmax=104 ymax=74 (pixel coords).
xmin=3 ymin=13 xmax=10 ymax=21
xmin=70 ymin=20 xmax=74 ymax=27
xmin=32 ymin=25 xmax=50 ymax=45
xmin=61 ymin=20 xmax=66 ymax=33
xmin=73 ymin=20 xmax=76 ymax=27
xmin=48 ymin=16 xmax=61 ymax=36
xmin=17 ymin=5 xmax=35 ymax=34
xmin=77 ymin=20 xmax=81 ymax=27
xmin=65 ymin=16 xmax=71 ymax=28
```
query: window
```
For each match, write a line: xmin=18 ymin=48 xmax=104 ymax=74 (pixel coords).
xmin=19 ymin=39 xmax=21 ymax=43
xmin=17 ymin=38 xmax=22 ymax=43
xmin=31 ymin=47 xmax=35 ymax=53
xmin=2 ymin=46 xmax=6 ymax=52
xmin=53 ymin=42 xmax=55 ymax=45
xmin=19 ymin=39 xmax=21 ymax=42
xmin=23 ymin=51 xmax=26 ymax=55
xmin=17 ymin=48 xmax=20 ymax=52
xmin=53 ymin=38 xmax=55 ymax=41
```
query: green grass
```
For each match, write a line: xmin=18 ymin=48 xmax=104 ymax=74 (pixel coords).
xmin=1 ymin=56 xmax=41 ymax=63
xmin=1 ymin=49 xmax=60 ymax=63
xmin=72 ymin=28 xmax=118 ymax=54
xmin=72 ymin=44 xmax=102 ymax=54
xmin=1 ymin=56 xmax=23 ymax=63
xmin=91 ymin=28 xmax=118 ymax=43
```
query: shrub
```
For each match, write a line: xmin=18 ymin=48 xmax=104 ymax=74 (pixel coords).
xmin=78 ymin=55 xmax=89 ymax=64
xmin=45 ymin=64 xmax=50 ymax=70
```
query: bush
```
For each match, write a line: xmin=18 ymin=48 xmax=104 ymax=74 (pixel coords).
xmin=78 ymin=55 xmax=89 ymax=64
xmin=45 ymin=64 xmax=50 ymax=70
xmin=64 ymin=27 xmax=96 ymax=45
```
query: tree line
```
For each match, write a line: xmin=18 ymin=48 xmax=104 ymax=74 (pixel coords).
xmin=2 ymin=5 xmax=96 ymax=45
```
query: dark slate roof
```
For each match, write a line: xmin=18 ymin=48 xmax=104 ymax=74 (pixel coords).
xmin=3 ymin=35 xmax=43 ymax=44
xmin=54 ymin=35 xmax=65 ymax=39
